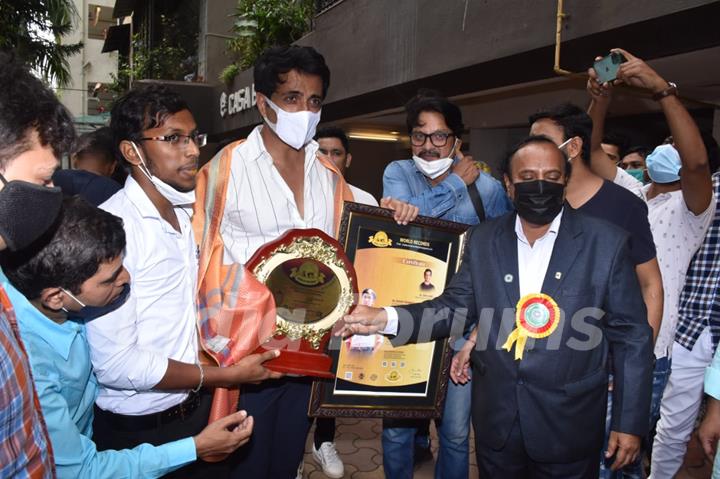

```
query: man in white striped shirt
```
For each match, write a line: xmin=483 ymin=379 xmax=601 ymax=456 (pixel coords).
xmin=205 ymin=46 xmax=417 ymax=479
xmin=213 ymin=45 xmax=340 ymax=479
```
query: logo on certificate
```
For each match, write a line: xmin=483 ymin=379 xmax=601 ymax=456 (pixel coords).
xmin=385 ymin=370 xmax=402 ymax=382
xmin=368 ymin=231 xmax=392 ymax=248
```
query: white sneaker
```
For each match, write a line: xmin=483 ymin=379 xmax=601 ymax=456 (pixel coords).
xmin=312 ymin=442 xmax=344 ymax=478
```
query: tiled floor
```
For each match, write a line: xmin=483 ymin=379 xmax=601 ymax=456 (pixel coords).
xmin=301 ymin=418 xmax=713 ymax=478
xmin=300 ymin=418 xmax=468 ymax=479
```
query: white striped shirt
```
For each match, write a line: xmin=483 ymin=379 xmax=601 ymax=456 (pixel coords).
xmin=220 ymin=126 xmax=337 ymax=264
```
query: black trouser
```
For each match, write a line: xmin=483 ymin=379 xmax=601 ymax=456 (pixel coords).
xmin=475 ymin=418 xmax=597 ymax=479
xmin=93 ymin=390 xmax=229 ymax=478
xmin=229 ymin=377 xmax=313 ymax=478
xmin=314 ymin=417 xmax=335 ymax=449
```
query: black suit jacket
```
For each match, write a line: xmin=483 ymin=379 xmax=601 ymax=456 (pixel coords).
xmin=392 ymin=208 xmax=653 ymax=463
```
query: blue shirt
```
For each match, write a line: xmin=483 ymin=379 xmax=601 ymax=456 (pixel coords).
xmin=383 ymin=159 xmax=512 ymax=224
xmin=0 ymin=273 xmax=196 ymax=479
xmin=706 ymin=345 xmax=720 ymax=400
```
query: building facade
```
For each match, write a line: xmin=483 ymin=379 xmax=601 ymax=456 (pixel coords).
xmin=105 ymin=0 xmax=720 ymax=197
xmin=60 ymin=0 xmax=118 ymax=133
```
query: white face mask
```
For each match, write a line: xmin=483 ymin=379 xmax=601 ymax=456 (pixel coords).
xmin=130 ymin=142 xmax=196 ymax=206
xmin=263 ymin=97 xmax=321 ymax=150
xmin=412 ymin=156 xmax=454 ymax=179
xmin=412 ymin=139 xmax=458 ymax=179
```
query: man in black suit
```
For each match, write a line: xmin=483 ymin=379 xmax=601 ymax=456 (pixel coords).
xmin=340 ymin=135 xmax=653 ymax=478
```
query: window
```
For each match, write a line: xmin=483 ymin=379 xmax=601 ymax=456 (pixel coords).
xmin=87 ymin=82 xmax=114 ymax=115
xmin=88 ymin=5 xmax=115 ymax=40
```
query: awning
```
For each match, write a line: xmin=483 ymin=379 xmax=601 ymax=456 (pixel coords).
xmin=73 ymin=113 xmax=110 ymax=135
xmin=112 ymin=0 xmax=136 ymax=19
xmin=101 ymin=24 xmax=131 ymax=55
xmin=74 ymin=113 xmax=110 ymax=125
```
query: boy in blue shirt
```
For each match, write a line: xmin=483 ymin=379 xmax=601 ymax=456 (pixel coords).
xmin=0 ymin=196 xmax=253 ymax=478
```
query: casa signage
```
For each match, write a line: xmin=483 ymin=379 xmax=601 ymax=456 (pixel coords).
xmin=220 ymin=83 xmax=256 ymax=118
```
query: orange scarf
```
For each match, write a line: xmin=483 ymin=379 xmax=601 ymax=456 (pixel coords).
xmin=192 ymin=140 xmax=353 ymax=460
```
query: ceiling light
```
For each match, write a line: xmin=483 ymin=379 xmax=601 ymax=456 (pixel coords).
xmin=347 ymin=132 xmax=400 ymax=142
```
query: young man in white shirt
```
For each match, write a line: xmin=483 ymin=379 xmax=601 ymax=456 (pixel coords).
xmin=85 ymin=85 xmax=281 ymax=478
xmin=316 ymin=125 xmax=378 ymax=207
xmin=602 ymin=133 xmax=645 ymax=197
xmin=588 ymin=48 xmax=715 ymax=479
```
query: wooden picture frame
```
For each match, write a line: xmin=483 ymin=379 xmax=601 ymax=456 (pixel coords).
xmin=309 ymin=202 xmax=469 ymax=419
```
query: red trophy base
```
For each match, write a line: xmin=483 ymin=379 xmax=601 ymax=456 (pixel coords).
xmin=246 ymin=228 xmax=358 ymax=380
xmin=253 ymin=333 xmax=335 ymax=379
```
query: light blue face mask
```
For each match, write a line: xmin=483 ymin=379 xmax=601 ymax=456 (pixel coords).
xmin=646 ymin=144 xmax=681 ymax=184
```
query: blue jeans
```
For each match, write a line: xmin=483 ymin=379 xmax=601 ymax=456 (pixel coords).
xmin=382 ymin=338 xmax=472 ymax=479
xmin=599 ymin=356 xmax=671 ymax=479
xmin=435 ymin=376 xmax=472 ymax=478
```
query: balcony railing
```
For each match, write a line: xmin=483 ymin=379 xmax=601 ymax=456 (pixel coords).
xmin=315 ymin=0 xmax=344 ymax=15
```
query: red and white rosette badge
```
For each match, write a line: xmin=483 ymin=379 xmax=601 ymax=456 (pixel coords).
xmin=503 ymin=293 xmax=560 ymax=361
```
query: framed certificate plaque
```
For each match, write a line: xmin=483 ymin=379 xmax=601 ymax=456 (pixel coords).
xmin=309 ymin=202 xmax=469 ymax=418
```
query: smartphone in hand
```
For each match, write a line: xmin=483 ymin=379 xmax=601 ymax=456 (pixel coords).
xmin=593 ymin=52 xmax=626 ymax=84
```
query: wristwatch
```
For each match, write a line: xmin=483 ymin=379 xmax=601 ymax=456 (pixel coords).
xmin=652 ymin=82 xmax=678 ymax=101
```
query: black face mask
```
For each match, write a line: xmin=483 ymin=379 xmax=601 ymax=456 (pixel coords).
xmin=64 ymin=283 xmax=131 ymax=321
xmin=513 ymin=180 xmax=565 ymax=225
xmin=0 ymin=173 xmax=63 ymax=251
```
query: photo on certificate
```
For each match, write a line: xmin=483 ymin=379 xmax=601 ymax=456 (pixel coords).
xmin=309 ymin=202 xmax=469 ymax=419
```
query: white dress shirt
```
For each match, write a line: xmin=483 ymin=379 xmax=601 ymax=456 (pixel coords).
xmin=349 ymin=184 xmax=378 ymax=207
xmin=640 ymin=185 xmax=715 ymax=358
xmin=87 ymin=177 xmax=199 ymax=414
xmin=614 ymin=167 xmax=644 ymax=198
xmin=384 ymin=211 xmax=564 ymax=334
xmin=515 ymin=211 xmax=563 ymax=297
xmin=220 ymin=126 xmax=337 ymax=264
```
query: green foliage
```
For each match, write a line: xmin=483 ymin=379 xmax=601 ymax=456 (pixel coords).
xmin=221 ymin=0 xmax=314 ymax=83
xmin=220 ymin=63 xmax=241 ymax=86
xmin=0 ymin=0 xmax=83 ymax=86
xmin=110 ymin=13 xmax=198 ymax=95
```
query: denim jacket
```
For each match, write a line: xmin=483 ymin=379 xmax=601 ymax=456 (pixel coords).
xmin=383 ymin=159 xmax=512 ymax=224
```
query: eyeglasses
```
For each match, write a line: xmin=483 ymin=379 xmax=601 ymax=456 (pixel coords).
xmin=410 ymin=131 xmax=454 ymax=147
xmin=138 ymin=132 xmax=208 ymax=148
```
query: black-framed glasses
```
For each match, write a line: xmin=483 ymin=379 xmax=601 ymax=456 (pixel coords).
xmin=410 ymin=130 xmax=454 ymax=147
xmin=139 ymin=132 xmax=208 ymax=148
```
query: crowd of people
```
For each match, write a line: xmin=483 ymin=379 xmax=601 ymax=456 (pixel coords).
xmin=1 ymin=42 xmax=720 ymax=479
